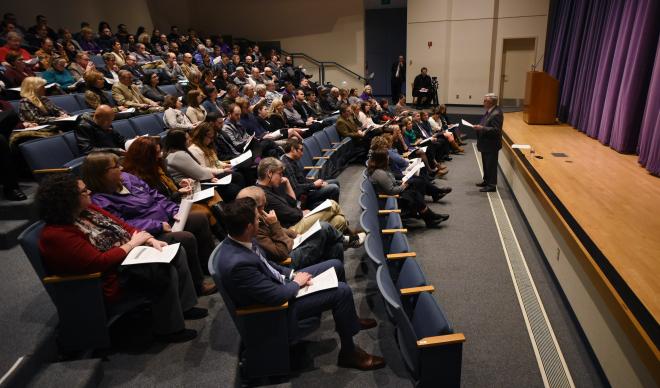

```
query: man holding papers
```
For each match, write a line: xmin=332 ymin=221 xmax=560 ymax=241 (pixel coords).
xmin=473 ymin=93 xmax=503 ymax=192
xmin=237 ymin=187 xmax=346 ymax=268
xmin=212 ymin=198 xmax=385 ymax=370
xmin=255 ymin=157 xmax=365 ymax=247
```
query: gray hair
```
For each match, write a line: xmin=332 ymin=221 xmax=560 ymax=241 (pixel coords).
xmin=484 ymin=93 xmax=498 ymax=104
xmin=257 ymin=157 xmax=284 ymax=180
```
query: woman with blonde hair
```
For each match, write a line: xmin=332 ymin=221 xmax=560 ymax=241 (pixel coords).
xmin=18 ymin=77 xmax=69 ymax=124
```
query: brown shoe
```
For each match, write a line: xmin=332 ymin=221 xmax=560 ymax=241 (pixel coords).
xmin=337 ymin=346 xmax=386 ymax=371
xmin=200 ymin=282 xmax=217 ymax=296
xmin=436 ymin=168 xmax=448 ymax=177
xmin=358 ymin=318 xmax=377 ymax=330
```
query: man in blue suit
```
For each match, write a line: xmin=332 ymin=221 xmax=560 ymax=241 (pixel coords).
xmin=474 ymin=93 xmax=504 ymax=192
xmin=212 ymin=197 xmax=386 ymax=371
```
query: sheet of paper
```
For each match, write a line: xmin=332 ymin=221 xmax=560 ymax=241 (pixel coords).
xmin=419 ymin=146 xmax=427 ymax=153
xmin=304 ymin=199 xmax=332 ymax=218
xmin=123 ymin=107 xmax=136 ymax=113
xmin=13 ymin=125 xmax=50 ymax=132
xmin=172 ymin=199 xmax=192 ymax=232
xmin=419 ymin=88 xmax=429 ymax=93
xmin=296 ymin=267 xmax=338 ymax=298
xmin=202 ymin=174 xmax=232 ymax=186
xmin=8 ymin=87 xmax=21 ymax=91
xmin=511 ymin=144 xmax=532 ymax=149
xmin=418 ymin=137 xmax=433 ymax=145
xmin=52 ymin=114 xmax=79 ymax=122
xmin=264 ymin=130 xmax=282 ymax=140
xmin=230 ymin=150 xmax=252 ymax=167
xmin=461 ymin=119 xmax=474 ymax=128
xmin=292 ymin=220 xmax=322 ymax=250
xmin=189 ymin=187 xmax=214 ymax=202
xmin=104 ymin=77 xmax=116 ymax=84
xmin=402 ymin=160 xmax=424 ymax=183
xmin=447 ymin=123 xmax=459 ymax=130
xmin=121 ymin=243 xmax=180 ymax=265
xmin=242 ymin=134 xmax=255 ymax=152
xmin=331 ymin=110 xmax=340 ymax=115
xmin=45 ymin=83 xmax=57 ymax=89
xmin=23 ymin=57 xmax=39 ymax=65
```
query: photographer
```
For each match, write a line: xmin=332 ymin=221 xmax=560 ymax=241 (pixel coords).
xmin=412 ymin=67 xmax=433 ymax=109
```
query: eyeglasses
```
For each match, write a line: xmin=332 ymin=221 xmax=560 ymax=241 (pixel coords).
xmin=106 ymin=162 xmax=121 ymax=171
xmin=79 ymin=187 xmax=91 ymax=195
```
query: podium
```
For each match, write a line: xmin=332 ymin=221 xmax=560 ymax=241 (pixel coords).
xmin=523 ymin=71 xmax=559 ymax=124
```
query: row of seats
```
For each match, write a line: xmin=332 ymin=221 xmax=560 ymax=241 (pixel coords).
xmin=359 ymin=173 xmax=466 ymax=388
xmin=19 ymin=112 xmax=166 ymax=178
xmin=300 ymin=124 xmax=353 ymax=180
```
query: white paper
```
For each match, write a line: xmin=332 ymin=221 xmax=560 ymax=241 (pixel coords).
xmin=172 ymin=199 xmax=193 ymax=232
xmin=511 ymin=144 xmax=532 ymax=149
xmin=296 ymin=267 xmax=338 ymax=298
xmin=122 ymin=243 xmax=180 ymax=265
xmin=23 ymin=57 xmax=39 ymax=65
xmin=123 ymin=107 xmax=136 ymax=113
xmin=419 ymin=88 xmax=429 ymax=93
xmin=52 ymin=114 xmax=79 ymax=122
xmin=419 ymin=146 xmax=427 ymax=153
xmin=8 ymin=87 xmax=21 ymax=91
xmin=402 ymin=159 xmax=424 ymax=183
xmin=242 ymin=134 xmax=255 ymax=152
xmin=461 ymin=119 xmax=474 ymax=128
xmin=447 ymin=123 xmax=459 ymax=130
xmin=13 ymin=125 xmax=50 ymax=132
xmin=230 ymin=149 xmax=252 ymax=167
xmin=264 ymin=130 xmax=282 ymax=140
xmin=189 ymin=187 xmax=214 ymax=202
xmin=292 ymin=220 xmax=322 ymax=250
xmin=104 ymin=77 xmax=116 ymax=84
xmin=45 ymin=83 xmax=57 ymax=89
xmin=202 ymin=174 xmax=232 ymax=186
xmin=331 ymin=110 xmax=340 ymax=115
xmin=304 ymin=199 xmax=332 ymax=218
xmin=417 ymin=137 xmax=433 ymax=145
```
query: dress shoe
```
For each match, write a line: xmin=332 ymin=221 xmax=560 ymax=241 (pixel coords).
xmin=439 ymin=187 xmax=452 ymax=194
xmin=183 ymin=307 xmax=209 ymax=320
xmin=358 ymin=318 xmax=377 ymax=330
xmin=3 ymin=188 xmax=27 ymax=201
xmin=431 ymin=213 xmax=450 ymax=222
xmin=156 ymin=328 xmax=197 ymax=343
xmin=443 ymin=156 xmax=452 ymax=161
xmin=431 ymin=191 xmax=446 ymax=202
xmin=200 ymin=282 xmax=217 ymax=296
xmin=475 ymin=181 xmax=488 ymax=187
xmin=337 ymin=346 xmax=386 ymax=371
xmin=480 ymin=186 xmax=496 ymax=192
xmin=435 ymin=168 xmax=448 ymax=177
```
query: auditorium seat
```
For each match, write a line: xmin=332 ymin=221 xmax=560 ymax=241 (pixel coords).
xmin=129 ymin=114 xmax=165 ymax=136
xmin=376 ymin=258 xmax=430 ymax=322
xmin=359 ymin=176 xmax=398 ymax=211
xmin=48 ymin=94 xmax=85 ymax=114
xmin=62 ymin=131 xmax=80 ymax=157
xmin=302 ymin=137 xmax=333 ymax=179
xmin=298 ymin=143 xmax=322 ymax=181
xmin=112 ymin=119 xmax=138 ymax=140
xmin=208 ymin=244 xmax=321 ymax=380
xmin=160 ymin=84 xmax=182 ymax=97
xmin=19 ymin=135 xmax=77 ymax=178
xmin=377 ymin=267 xmax=465 ymax=388
xmin=90 ymin=55 xmax=105 ymax=69
xmin=103 ymin=91 xmax=116 ymax=107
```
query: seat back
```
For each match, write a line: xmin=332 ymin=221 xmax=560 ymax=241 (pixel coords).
xmin=103 ymin=91 xmax=116 ymax=107
xmin=160 ymin=84 xmax=182 ymax=97
xmin=364 ymin=232 xmax=385 ymax=266
xmin=303 ymin=136 xmax=323 ymax=158
xmin=90 ymin=55 xmax=105 ymax=69
xmin=130 ymin=114 xmax=164 ymax=136
xmin=396 ymin=258 xmax=427 ymax=290
xmin=19 ymin=135 xmax=76 ymax=174
xmin=325 ymin=125 xmax=340 ymax=143
xmin=312 ymin=131 xmax=332 ymax=150
xmin=62 ymin=131 xmax=80 ymax=157
xmin=376 ymin=264 xmax=402 ymax=323
xmin=48 ymin=94 xmax=84 ymax=113
xmin=18 ymin=221 xmax=48 ymax=283
xmin=112 ymin=119 xmax=137 ymax=140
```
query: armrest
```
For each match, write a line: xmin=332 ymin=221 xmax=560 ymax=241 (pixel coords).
xmin=402 ymin=151 xmax=411 ymax=158
xmin=378 ymin=194 xmax=400 ymax=199
xmin=304 ymin=166 xmax=322 ymax=170
xmin=236 ymin=302 xmax=289 ymax=316
xmin=33 ymin=167 xmax=73 ymax=175
xmin=331 ymin=142 xmax=341 ymax=145
xmin=381 ymin=228 xmax=407 ymax=234
xmin=378 ymin=209 xmax=401 ymax=215
xmin=43 ymin=272 xmax=102 ymax=284
xmin=280 ymin=257 xmax=292 ymax=266
xmin=386 ymin=251 xmax=417 ymax=260
xmin=416 ymin=333 xmax=466 ymax=348
xmin=321 ymin=148 xmax=336 ymax=152
xmin=400 ymin=285 xmax=435 ymax=296
xmin=313 ymin=156 xmax=330 ymax=160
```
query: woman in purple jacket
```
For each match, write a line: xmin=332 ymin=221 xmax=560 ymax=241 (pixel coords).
xmin=81 ymin=152 xmax=217 ymax=296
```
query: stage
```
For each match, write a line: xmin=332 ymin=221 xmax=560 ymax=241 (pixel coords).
xmin=499 ymin=112 xmax=659 ymax=387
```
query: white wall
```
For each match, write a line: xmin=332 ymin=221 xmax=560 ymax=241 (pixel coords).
xmin=407 ymin=0 xmax=549 ymax=105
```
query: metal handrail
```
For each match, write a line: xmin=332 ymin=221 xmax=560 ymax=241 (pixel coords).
xmin=280 ymin=50 xmax=368 ymax=85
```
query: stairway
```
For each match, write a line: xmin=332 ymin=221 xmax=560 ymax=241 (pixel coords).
xmin=0 ymin=182 xmax=38 ymax=249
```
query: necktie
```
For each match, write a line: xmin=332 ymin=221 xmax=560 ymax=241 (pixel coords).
xmin=252 ymin=244 xmax=285 ymax=284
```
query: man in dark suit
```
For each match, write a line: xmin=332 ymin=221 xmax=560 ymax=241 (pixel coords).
xmin=212 ymin=197 xmax=385 ymax=370
xmin=390 ymin=55 xmax=405 ymax=103
xmin=474 ymin=93 xmax=503 ymax=192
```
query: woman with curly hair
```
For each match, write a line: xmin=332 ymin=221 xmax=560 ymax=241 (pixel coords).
xmin=37 ymin=173 xmax=207 ymax=343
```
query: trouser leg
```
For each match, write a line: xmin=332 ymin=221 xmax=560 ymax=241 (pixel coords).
xmin=183 ymin=212 xmax=215 ymax=275
xmin=306 ymin=182 xmax=340 ymax=209
xmin=290 ymin=222 xmax=344 ymax=269
xmin=484 ymin=151 xmax=499 ymax=186
xmin=159 ymin=231 xmax=204 ymax=294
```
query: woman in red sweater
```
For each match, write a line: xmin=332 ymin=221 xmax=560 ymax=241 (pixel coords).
xmin=37 ymin=173 xmax=207 ymax=343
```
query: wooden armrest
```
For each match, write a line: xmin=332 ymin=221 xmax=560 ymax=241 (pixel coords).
xmin=331 ymin=142 xmax=341 ymax=145
xmin=400 ymin=285 xmax=435 ymax=296
xmin=378 ymin=209 xmax=401 ymax=215
xmin=402 ymin=151 xmax=411 ymax=158
xmin=386 ymin=251 xmax=417 ymax=260
xmin=313 ymin=156 xmax=330 ymax=160
xmin=416 ymin=333 xmax=466 ymax=348
xmin=321 ymin=148 xmax=336 ymax=152
xmin=280 ymin=257 xmax=292 ymax=266
xmin=304 ymin=166 xmax=322 ymax=170
xmin=43 ymin=272 xmax=102 ymax=284
xmin=381 ymin=228 xmax=407 ymax=234
xmin=236 ymin=302 xmax=289 ymax=316
xmin=33 ymin=167 xmax=73 ymax=175
xmin=378 ymin=194 xmax=399 ymax=199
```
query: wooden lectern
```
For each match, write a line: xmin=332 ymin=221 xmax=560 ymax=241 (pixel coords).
xmin=523 ymin=71 xmax=559 ymax=124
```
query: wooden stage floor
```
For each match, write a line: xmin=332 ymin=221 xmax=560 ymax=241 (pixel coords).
xmin=502 ymin=112 xmax=660 ymax=328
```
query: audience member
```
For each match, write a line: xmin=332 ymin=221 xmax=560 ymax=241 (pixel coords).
xmin=163 ymin=95 xmax=196 ymax=130
xmin=75 ymin=105 xmax=126 ymax=155
xmin=112 ymin=70 xmax=163 ymax=112
xmin=185 ymin=90 xmax=207 ymax=124
xmin=141 ymin=73 xmax=168 ymax=103
xmin=41 ymin=57 xmax=78 ymax=91
xmin=18 ymin=77 xmax=69 ymax=124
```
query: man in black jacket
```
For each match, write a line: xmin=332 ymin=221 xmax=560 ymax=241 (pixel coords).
xmin=74 ymin=105 xmax=126 ymax=155
xmin=412 ymin=67 xmax=433 ymax=108
xmin=390 ymin=55 xmax=405 ymax=103
xmin=474 ymin=93 xmax=503 ymax=192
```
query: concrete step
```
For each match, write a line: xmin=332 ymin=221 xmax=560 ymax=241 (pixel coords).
xmin=0 ymin=219 xmax=32 ymax=250
xmin=0 ymin=183 xmax=39 ymax=221
xmin=26 ymin=359 xmax=103 ymax=388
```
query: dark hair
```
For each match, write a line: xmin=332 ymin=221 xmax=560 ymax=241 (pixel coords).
xmin=164 ymin=130 xmax=201 ymax=164
xmin=142 ymin=72 xmax=158 ymax=85
xmin=284 ymin=137 xmax=302 ymax=153
xmin=187 ymin=90 xmax=202 ymax=107
xmin=281 ymin=94 xmax=293 ymax=104
xmin=219 ymin=197 xmax=257 ymax=236
xmin=339 ymin=104 xmax=351 ymax=115
xmin=203 ymin=85 xmax=216 ymax=97
xmin=367 ymin=148 xmax=389 ymax=175
xmin=122 ymin=137 xmax=163 ymax=187
xmin=36 ymin=173 xmax=82 ymax=225
xmin=163 ymin=95 xmax=178 ymax=109
xmin=5 ymin=52 xmax=19 ymax=65
xmin=205 ymin=111 xmax=221 ymax=123
xmin=421 ymin=67 xmax=427 ymax=72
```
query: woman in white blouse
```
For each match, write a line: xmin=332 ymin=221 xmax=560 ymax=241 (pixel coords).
xmin=163 ymin=95 xmax=197 ymax=130
xmin=185 ymin=90 xmax=207 ymax=125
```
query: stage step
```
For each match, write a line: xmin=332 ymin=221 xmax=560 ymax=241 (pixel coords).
xmin=0 ymin=219 xmax=32 ymax=250
xmin=0 ymin=183 xmax=39 ymax=221
xmin=26 ymin=359 xmax=103 ymax=388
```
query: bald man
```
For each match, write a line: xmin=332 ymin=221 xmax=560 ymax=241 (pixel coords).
xmin=75 ymin=105 xmax=127 ymax=155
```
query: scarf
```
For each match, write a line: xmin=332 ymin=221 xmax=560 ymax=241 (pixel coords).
xmin=74 ymin=208 xmax=131 ymax=251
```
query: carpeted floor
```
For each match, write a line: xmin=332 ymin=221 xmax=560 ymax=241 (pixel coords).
xmin=0 ymin=140 xmax=609 ymax=387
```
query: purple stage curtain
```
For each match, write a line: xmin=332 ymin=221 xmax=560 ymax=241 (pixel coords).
xmin=544 ymin=0 xmax=660 ymax=176
xmin=638 ymin=38 xmax=660 ymax=175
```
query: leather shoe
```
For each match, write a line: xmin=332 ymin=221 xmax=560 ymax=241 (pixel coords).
xmin=480 ymin=186 xmax=496 ymax=192
xmin=183 ymin=307 xmax=208 ymax=320
xmin=358 ymin=318 xmax=377 ymax=330
xmin=475 ymin=181 xmax=488 ymax=187
xmin=200 ymin=282 xmax=217 ymax=296
xmin=156 ymin=328 xmax=197 ymax=343
xmin=4 ymin=188 xmax=27 ymax=201
xmin=337 ymin=346 xmax=386 ymax=371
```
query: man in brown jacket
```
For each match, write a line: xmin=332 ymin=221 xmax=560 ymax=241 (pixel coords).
xmin=237 ymin=186 xmax=346 ymax=269
xmin=111 ymin=70 xmax=163 ymax=113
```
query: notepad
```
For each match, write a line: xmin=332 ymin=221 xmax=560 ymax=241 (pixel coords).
xmin=202 ymin=174 xmax=232 ymax=186
xmin=296 ymin=267 xmax=338 ymax=298
xmin=13 ymin=125 xmax=50 ymax=132
xmin=461 ymin=119 xmax=474 ymax=128
xmin=292 ymin=220 xmax=322 ymax=250
xmin=304 ymin=199 xmax=332 ymax=218
xmin=172 ymin=200 xmax=192 ymax=232
xmin=189 ymin=187 xmax=215 ymax=202
xmin=230 ymin=150 xmax=252 ymax=167
xmin=121 ymin=243 xmax=180 ymax=265
xmin=52 ymin=114 xmax=79 ymax=122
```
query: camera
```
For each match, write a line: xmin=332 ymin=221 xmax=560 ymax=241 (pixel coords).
xmin=432 ymin=76 xmax=437 ymax=80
